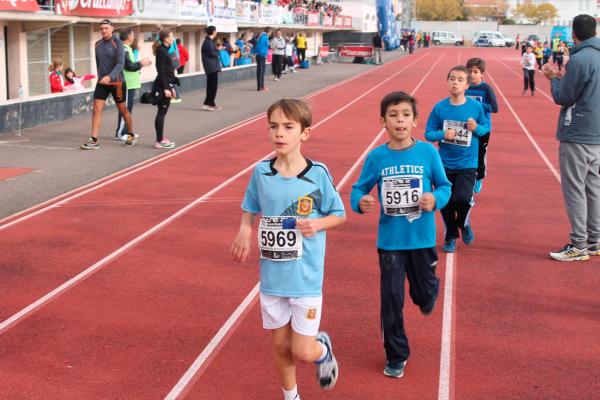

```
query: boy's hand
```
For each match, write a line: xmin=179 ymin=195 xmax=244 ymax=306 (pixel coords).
xmin=231 ymin=226 xmax=252 ymax=263
xmin=466 ymin=118 xmax=477 ymax=131
xmin=296 ymin=218 xmax=321 ymax=237
xmin=419 ymin=192 xmax=436 ymax=212
xmin=99 ymin=76 xmax=111 ymax=84
xmin=359 ymin=195 xmax=376 ymax=213
xmin=444 ymin=128 xmax=456 ymax=140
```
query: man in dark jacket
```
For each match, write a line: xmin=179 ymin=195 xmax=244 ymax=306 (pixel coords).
xmin=543 ymin=14 xmax=600 ymax=261
xmin=201 ymin=26 xmax=222 ymax=111
xmin=373 ymin=32 xmax=383 ymax=65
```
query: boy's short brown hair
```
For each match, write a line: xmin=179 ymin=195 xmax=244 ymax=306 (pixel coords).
xmin=380 ymin=91 xmax=417 ymax=118
xmin=466 ymin=57 xmax=486 ymax=73
xmin=267 ymin=99 xmax=313 ymax=131
xmin=447 ymin=65 xmax=472 ymax=84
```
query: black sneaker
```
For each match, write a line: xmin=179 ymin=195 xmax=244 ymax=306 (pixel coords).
xmin=420 ymin=298 xmax=436 ymax=316
xmin=315 ymin=331 xmax=338 ymax=390
xmin=383 ymin=360 xmax=407 ymax=378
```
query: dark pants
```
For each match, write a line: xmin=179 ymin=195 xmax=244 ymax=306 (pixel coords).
xmin=557 ymin=56 xmax=564 ymax=71
xmin=523 ymin=68 xmax=535 ymax=93
xmin=378 ymin=247 xmax=439 ymax=364
xmin=272 ymin=54 xmax=284 ymax=78
xmin=256 ymin=55 xmax=266 ymax=90
xmin=441 ymin=169 xmax=477 ymax=241
xmin=115 ymin=88 xmax=136 ymax=138
xmin=177 ymin=66 xmax=185 ymax=74
xmin=204 ymin=72 xmax=219 ymax=107
xmin=543 ymin=55 xmax=549 ymax=65
xmin=286 ymin=55 xmax=295 ymax=69
xmin=154 ymin=97 xmax=171 ymax=143
xmin=552 ymin=51 xmax=558 ymax=63
xmin=297 ymin=48 xmax=306 ymax=63
xmin=477 ymin=133 xmax=490 ymax=180
xmin=536 ymin=57 xmax=543 ymax=70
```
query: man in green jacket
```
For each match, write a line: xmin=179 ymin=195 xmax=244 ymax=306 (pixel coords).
xmin=115 ymin=28 xmax=152 ymax=141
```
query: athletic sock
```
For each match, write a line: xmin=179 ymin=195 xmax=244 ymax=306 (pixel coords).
xmin=315 ymin=341 xmax=328 ymax=363
xmin=283 ymin=385 xmax=298 ymax=400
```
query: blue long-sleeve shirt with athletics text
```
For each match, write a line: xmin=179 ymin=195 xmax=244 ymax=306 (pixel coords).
xmin=425 ymin=97 xmax=489 ymax=170
xmin=350 ymin=140 xmax=451 ymax=250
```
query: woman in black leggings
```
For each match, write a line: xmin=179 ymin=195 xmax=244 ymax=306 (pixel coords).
xmin=152 ymin=29 xmax=177 ymax=149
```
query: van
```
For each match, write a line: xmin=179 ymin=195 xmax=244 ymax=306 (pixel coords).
xmin=431 ymin=31 xmax=464 ymax=46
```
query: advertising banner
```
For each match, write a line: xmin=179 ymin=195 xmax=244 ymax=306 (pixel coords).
xmin=307 ymin=11 xmax=319 ymax=26
xmin=207 ymin=0 xmax=237 ymax=32
xmin=0 ymin=0 xmax=39 ymax=12
xmin=180 ymin=0 xmax=207 ymax=19
xmin=337 ymin=45 xmax=373 ymax=57
xmin=333 ymin=15 xmax=343 ymax=28
xmin=323 ymin=15 xmax=333 ymax=27
xmin=235 ymin=0 xmax=259 ymax=23
xmin=343 ymin=15 xmax=352 ymax=28
xmin=55 ymin=0 xmax=133 ymax=16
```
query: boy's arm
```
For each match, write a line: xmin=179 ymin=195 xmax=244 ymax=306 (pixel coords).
xmin=484 ymin=85 xmax=499 ymax=113
xmin=231 ymin=212 xmax=256 ymax=263
xmin=430 ymin=150 xmax=451 ymax=210
xmin=424 ymin=106 xmax=445 ymax=142
xmin=472 ymin=105 xmax=490 ymax=137
xmin=350 ymin=154 xmax=378 ymax=214
xmin=296 ymin=214 xmax=346 ymax=237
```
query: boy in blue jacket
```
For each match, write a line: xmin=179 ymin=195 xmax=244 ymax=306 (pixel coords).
xmin=351 ymin=92 xmax=451 ymax=378
xmin=425 ymin=66 xmax=489 ymax=253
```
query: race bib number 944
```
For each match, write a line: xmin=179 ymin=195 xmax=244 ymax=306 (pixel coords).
xmin=381 ymin=176 xmax=422 ymax=217
xmin=442 ymin=120 xmax=472 ymax=147
xmin=258 ymin=216 xmax=302 ymax=261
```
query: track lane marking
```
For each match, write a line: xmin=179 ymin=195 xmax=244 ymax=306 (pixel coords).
xmin=0 ymin=53 xmax=432 ymax=335
xmin=164 ymin=52 xmax=447 ymax=400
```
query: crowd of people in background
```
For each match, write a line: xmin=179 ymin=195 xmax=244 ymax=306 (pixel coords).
xmin=278 ymin=0 xmax=342 ymax=16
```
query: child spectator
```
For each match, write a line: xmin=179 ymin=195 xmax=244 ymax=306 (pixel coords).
xmin=63 ymin=68 xmax=96 ymax=91
xmin=521 ymin=45 xmax=536 ymax=95
xmin=425 ymin=66 xmax=489 ymax=253
xmin=231 ymin=99 xmax=345 ymax=400
xmin=48 ymin=58 xmax=64 ymax=93
xmin=283 ymin=34 xmax=297 ymax=73
xmin=176 ymin=38 xmax=189 ymax=74
xmin=351 ymin=92 xmax=451 ymax=378
xmin=465 ymin=58 xmax=498 ymax=193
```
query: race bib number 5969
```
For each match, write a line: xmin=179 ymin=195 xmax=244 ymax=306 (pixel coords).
xmin=258 ymin=216 xmax=302 ymax=261
xmin=442 ymin=120 xmax=472 ymax=147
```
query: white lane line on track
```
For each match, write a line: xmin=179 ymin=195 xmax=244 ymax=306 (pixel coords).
xmin=0 ymin=53 xmax=431 ymax=336
xmin=0 ymin=55 xmax=405 ymax=230
xmin=438 ymin=252 xmax=455 ymax=400
xmin=163 ymin=52 xmax=447 ymax=400
xmin=486 ymin=70 xmax=561 ymax=182
xmin=492 ymin=56 xmax=555 ymax=102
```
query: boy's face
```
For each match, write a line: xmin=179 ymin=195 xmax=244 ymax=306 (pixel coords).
xmin=526 ymin=47 xmax=532 ymax=53
xmin=381 ymin=101 xmax=417 ymax=142
xmin=447 ymin=70 xmax=470 ymax=96
xmin=268 ymin=108 xmax=310 ymax=156
xmin=468 ymin=67 xmax=482 ymax=85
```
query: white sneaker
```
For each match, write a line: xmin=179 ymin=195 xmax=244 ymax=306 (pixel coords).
xmin=154 ymin=139 xmax=175 ymax=149
xmin=549 ymin=243 xmax=590 ymax=261
xmin=315 ymin=331 xmax=338 ymax=390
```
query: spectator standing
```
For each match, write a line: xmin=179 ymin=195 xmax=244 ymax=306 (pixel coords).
xmin=254 ymin=27 xmax=271 ymax=92
xmin=235 ymin=34 xmax=245 ymax=52
xmin=372 ymin=32 xmax=383 ymax=65
xmin=115 ymin=28 xmax=152 ymax=140
xmin=515 ymin=33 xmax=520 ymax=50
xmin=63 ymin=68 xmax=95 ymax=91
xmin=81 ymin=20 xmax=135 ymax=150
xmin=48 ymin=58 xmax=64 ymax=93
xmin=201 ymin=25 xmax=222 ymax=111
xmin=152 ymin=29 xmax=177 ymax=149
xmin=408 ymin=33 xmax=415 ymax=54
xmin=425 ymin=33 xmax=430 ymax=48
xmin=544 ymin=14 xmax=600 ymax=261
xmin=283 ymin=34 xmax=297 ymax=74
xmin=270 ymin=29 xmax=286 ymax=81
xmin=176 ymin=38 xmax=189 ymax=74
xmin=296 ymin=31 xmax=307 ymax=63
xmin=521 ymin=45 xmax=536 ymax=96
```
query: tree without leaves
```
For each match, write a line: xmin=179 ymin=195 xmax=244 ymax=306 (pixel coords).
xmin=416 ymin=0 xmax=464 ymax=21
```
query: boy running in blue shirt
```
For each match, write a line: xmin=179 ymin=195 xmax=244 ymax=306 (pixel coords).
xmin=351 ymin=92 xmax=451 ymax=378
xmin=231 ymin=99 xmax=346 ymax=400
xmin=465 ymin=58 xmax=498 ymax=193
xmin=425 ymin=66 xmax=490 ymax=253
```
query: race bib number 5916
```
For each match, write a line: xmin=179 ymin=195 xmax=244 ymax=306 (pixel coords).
xmin=258 ymin=216 xmax=302 ymax=261
xmin=442 ymin=120 xmax=472 ymax=147
xmin=381 ymin=176 xmax=422 ymax=217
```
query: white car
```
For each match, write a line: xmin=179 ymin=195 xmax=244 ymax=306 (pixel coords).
xmin=474 ymin=34 xmax=505 ymax=47
xmin=474 ymin=31 xmax=515 ymax=47
xmin=431 ymin=31 xmax=464 ymax=46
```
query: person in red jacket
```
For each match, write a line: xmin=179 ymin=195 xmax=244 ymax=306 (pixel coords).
xmin=176 ymin=38 xmax=189 ymax=74
xmin=48 ymin=58 xmax=64 ymax=93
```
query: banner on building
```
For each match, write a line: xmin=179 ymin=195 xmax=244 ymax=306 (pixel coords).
xmin=323 ymin=15 xmax=333 ymax=27
xmin=343 ymin=15 xmax=352 ymax=28
xmin=55 ymin=0 xmax=133 ymax=16
xmin=134 ymin=0 xmax=176 ymax=18
xmin=235 ymin=0 xmax=259 ymax=23
xmin=207 ymin=0 xmax=237 ymax=32
xmin=180 ymin=0 xmax=207 ymax=19
xmin=0 ymin=0 xmax=39 ymax=12
xmin=307 ymin=11 xmax=319 ymax=26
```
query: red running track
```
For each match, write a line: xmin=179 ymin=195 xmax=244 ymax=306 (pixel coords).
xmin=1 ymin=47 xmax=599 ymax=400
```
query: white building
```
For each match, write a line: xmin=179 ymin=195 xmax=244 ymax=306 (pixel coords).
xmin=507 ymin=0 xmax=597 ymax=25
xmin=339 ymin=0 xmax=378 ymax=32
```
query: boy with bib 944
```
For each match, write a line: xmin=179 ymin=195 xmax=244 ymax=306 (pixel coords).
xmin=350 ymin=91 xmax=451 ymax=378
xmin=231 ymin=99 xmax=346 ymax=400
xmin=425 ymin=66 xmax=489 ymax=253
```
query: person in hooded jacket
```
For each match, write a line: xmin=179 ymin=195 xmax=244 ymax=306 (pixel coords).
xmin=201 ymin=25 xmax=223 ymax=111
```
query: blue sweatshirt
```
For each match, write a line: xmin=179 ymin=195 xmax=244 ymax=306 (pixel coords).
xmin=350 ymin=140 xmax=451 ymax=250
xmin=254 ymin=32 xmax=269 ymax=57
xmin=466 ymin=81 xmax=498 ymax=131
xmin=425 ymin=97 xmax=489 ymax=170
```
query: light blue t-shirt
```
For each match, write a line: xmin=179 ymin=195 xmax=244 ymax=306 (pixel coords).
xmin=350 ymin=140 xmax=451 ymax=250
xmin=241 ymin=158 xmax=345 ymax=297
xmin=425 ymin=97 xmax=489 ymax=170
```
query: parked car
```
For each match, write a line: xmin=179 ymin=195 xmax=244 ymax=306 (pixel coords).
xmin=525 ymin=34 xmax=541 ymax=45
xmin=474 ymin=34 xmax=505 ymax=47
xmin=432 ymin=31 xmax=464 ymax=46
xmin=473 ymin=31 xmax=515 ymax=47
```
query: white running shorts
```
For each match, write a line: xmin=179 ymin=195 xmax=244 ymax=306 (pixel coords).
xmin=260 ymin=293 xmax=323 ymax=337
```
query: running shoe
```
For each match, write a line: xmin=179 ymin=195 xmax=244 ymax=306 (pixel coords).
xmin=80 ymin=137 xmax=99 ymax=150
xmin=315 ymin=331 xmax=338 ymax=390
xmin=258 ymin=87 xmax=269 ymax=92
xmin=420 ymin=298 xmax=436 ymax=316
xmin=211 ymin=106 xmax=222 ymax=111
xmin=114 ymin=135 xmax=128 ymax=141
xmin=549 ymin=243 xmax=590 ymax=261
xmin=124 ymin=133 xmax=138 ymax=147
xmin=587 ymin=243 xmax=600 ymax=256
xmin=474 ymin=179 xmax=483 ymax=193
xmin=171 ymin=98 xmax=182 ymax=104
xmin=202 ymin=105 xmax=212 ymax=111
xmin=383 ymin=360 xmax=407 ymax=378
xmin=442 ymin=239 xmax=456 ymax=253
xmin=461 ymin=225 xmax=475 ymax=245
xmin=154 ymin=138 xmax=175 ymax=149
